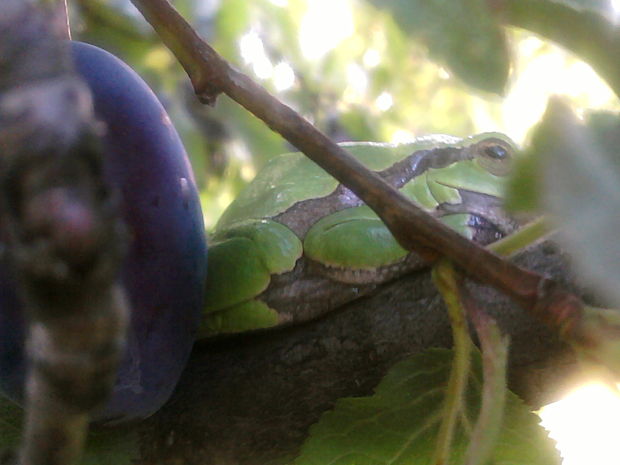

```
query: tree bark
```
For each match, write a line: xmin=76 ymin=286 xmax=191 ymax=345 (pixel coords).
xmin=137 ymin=240 xmax=585 ymax=465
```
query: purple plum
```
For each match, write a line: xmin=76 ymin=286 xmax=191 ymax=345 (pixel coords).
xmin=0 ymin=41 xmax=208 ymax=425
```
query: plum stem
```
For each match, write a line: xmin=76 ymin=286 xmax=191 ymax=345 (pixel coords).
xmin=57 ymin=0 xmax=71 ymax=40
xmin=462 ymin=283 xmax=510 ymax=465
xmin=0 ymin=2 xmax=128 ymax=464
xmin=431 ymin=261 xmax=473 ymax=465
xmin=36 ymin=0 xmax=72 ymax=40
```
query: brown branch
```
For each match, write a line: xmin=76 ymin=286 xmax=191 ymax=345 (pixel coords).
xmin=54 ymin=0 xmax=72 ymax=40
xmin=129 ymin=0 xmax=581 ymax=330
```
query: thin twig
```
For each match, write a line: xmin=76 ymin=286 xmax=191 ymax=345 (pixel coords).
xmin=39 ymin=0 xmax=72 ymax=40
xmin=431 ymin=260 xmax=473 ymax=465
xmin=489 ymin=217 xmax=553 ymax=258
xmin=464 ymin=291 xmax=510 ymax=465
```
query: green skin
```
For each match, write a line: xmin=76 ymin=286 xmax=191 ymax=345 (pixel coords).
xmin=203 ymin=133 xmax=517 ymax=337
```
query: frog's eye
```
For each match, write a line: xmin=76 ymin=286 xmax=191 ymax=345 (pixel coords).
xmin=474 ymin=139 xmax=514 ymax=176
xmin=484 ymin=144 xmax=509 ymax=160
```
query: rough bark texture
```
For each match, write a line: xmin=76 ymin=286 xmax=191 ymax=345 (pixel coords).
xmin=137 ymin=240 xmax=585 ymax=465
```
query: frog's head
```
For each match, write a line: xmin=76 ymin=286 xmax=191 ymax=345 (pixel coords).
xmin=401 ymin=133 xmax=517 ymax=244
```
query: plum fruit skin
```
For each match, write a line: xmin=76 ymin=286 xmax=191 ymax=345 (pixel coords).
xmin=0 ymin=42 xmax=208 ymax=425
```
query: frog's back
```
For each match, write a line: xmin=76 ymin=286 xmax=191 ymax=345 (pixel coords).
xmin=216 ymin=138 xmax=464 ymax=228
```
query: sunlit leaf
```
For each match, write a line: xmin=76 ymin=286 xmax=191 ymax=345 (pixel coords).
xmin=503 ymin=0 xmax=620 ymax=98
xmin=504 ymin=145 xmax=543 ymax=213
xmin=543 ymin=0 xmax=614 ymax=16
xmin=574 ymin=305 xmax=620 ymax=377
xmin=531 ymin=99 xmax=620 ymax=305
xmin=368 ymin=0 xmax=510 ymax=94
xmin=294 ymin=349 xmax=559 ymax=465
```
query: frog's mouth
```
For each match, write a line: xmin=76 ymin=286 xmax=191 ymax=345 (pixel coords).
xmin=462 ymin=214 xmax=504 ymax=245
xmin=435 ymin=189 xmax=518 ymax=246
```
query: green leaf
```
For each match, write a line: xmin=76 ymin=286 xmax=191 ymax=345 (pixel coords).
xmin=369 ymin=0 xmax=510 ymax=94
xmin=0 ymin=394 xmax=22 ymax=448
xmin=213 ymin=0 xmax=252 ymax=60
xmin=0 ymin=395 xmax=139 ymax=464
xmin=82 ymin=427 xmax=140 ymax=465
xmin=574 ymin=305 xmax=620 ymax=377
xmin=504 ymin=146 xmax=543 ymax=213
xmin=536 ymin=0 xmax=614 ymax=17
xmin=532 ymin=100 xmax=620 ymax=306
xmin=503 ymin=0 xmax=620 ymax=98
xmin=294 ymin=349 xmax=559 ymax=465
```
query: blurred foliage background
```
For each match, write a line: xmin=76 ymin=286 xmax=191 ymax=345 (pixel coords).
xmin=68 ymin=0 xmax=619 ymax=229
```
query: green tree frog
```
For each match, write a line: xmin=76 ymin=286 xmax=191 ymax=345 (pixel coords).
xmin=202 ymin=133 xmax=517 ymax=337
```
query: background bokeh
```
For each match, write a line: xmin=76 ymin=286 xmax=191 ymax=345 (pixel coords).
xmin=70 ymin=0 xmax=619 ymax=229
